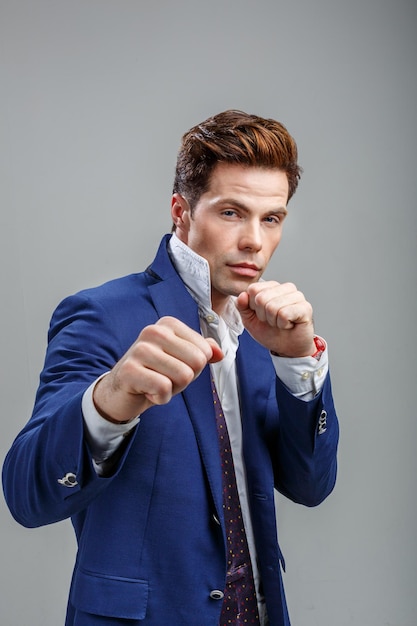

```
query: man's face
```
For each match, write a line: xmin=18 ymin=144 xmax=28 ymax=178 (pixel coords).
xmin=172 ymin=163 xmax=289 ymax=314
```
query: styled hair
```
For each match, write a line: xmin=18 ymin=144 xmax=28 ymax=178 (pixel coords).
xmin=173 ymin=109 xmax=302 ymax=211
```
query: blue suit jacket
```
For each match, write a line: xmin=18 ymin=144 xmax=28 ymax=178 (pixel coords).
xmin=3 ymin=235 xmax=339 ymax=626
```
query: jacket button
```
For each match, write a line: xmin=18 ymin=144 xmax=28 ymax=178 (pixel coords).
xmin=57 ymin=472 xmax=78 ymax=488
xmin=318 ymin=410 xmax=327 ymax=435
xmin=210 ymin=589 xmax=224 ymax=600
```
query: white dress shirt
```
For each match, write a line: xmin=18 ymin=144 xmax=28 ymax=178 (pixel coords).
xmin=82 ymin=233 xmax=329 ymax=623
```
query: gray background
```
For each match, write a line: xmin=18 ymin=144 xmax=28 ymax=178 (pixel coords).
xmin=1 ymin=1 xmax=416 ymax=624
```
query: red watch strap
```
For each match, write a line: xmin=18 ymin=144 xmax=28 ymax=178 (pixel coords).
xmin=312 ymin=336 xmax=326 ymax=360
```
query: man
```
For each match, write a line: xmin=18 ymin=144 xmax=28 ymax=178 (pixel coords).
xmin=3 ymin=110 xmax=339 ymax=625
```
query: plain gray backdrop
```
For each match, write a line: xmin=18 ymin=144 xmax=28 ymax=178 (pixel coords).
xmin=1 ymin=1 xmax=416 ymax=624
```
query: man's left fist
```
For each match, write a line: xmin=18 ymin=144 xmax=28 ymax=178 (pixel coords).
xmin=236 ymin=281 xmax=316 ymax=358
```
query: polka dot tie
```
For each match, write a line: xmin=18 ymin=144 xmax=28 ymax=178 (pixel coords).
xmin=212 ymin=381 xmax=260 ymax=626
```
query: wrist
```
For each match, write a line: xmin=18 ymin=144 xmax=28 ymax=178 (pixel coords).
xmin=93 ymin=403 xmax=136 ymax=425
xmin=92 ymin=376 xmax=138 ymax=425
xmin=271 ymin=336 xmax=324 ymax=359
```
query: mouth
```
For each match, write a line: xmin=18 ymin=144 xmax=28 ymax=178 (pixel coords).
xmin=227 ymin=263 xmax=261 ymax=278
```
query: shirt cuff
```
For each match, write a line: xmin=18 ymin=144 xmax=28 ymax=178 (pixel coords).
xmin=82 ymin=374 xmax=140 ymax=472
xmin=271 ymin=336 xmax=329 ymax=401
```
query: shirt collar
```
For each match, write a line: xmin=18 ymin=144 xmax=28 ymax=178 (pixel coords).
xmin=168 ymin=233 xmax=243 ymax=336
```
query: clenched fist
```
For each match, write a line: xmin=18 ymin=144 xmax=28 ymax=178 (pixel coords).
xmin=236 ymin=281 xmax=316 ymax=358
xmin=93 ymin=317 xmax=223 ymax=423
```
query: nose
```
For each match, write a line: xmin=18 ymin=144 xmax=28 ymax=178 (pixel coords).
xmin=238 ymin=220 xmax=262 ymax=252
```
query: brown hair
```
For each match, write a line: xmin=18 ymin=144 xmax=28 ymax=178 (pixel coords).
xmin=173 ymin=109 xmax=302 ymax=211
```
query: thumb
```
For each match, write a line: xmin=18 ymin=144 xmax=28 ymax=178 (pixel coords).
xmin=206 ymin=337 xmax=224 ymax=363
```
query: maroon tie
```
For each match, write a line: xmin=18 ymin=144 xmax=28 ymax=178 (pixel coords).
xmin=212 ymin=380 xmax=260 ymax=625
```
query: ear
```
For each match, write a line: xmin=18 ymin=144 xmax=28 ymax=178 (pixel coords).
xmin=171 ymin=193 xmax=191 ymax=241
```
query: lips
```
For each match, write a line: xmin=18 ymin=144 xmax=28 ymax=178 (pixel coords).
xmin=227 ymin=263 xmax=261 ymax=278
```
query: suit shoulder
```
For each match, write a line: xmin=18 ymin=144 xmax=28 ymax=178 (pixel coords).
xmin=66 ymin=270 xmax=154 ymax=308
xmin=51 ymin=272 xmax=154 ymax=326
xmin=48 ymin=270 xmax=158 ymax=341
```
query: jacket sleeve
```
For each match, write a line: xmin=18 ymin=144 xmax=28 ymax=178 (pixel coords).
xmin=271 ymin=373 xmax=339 ymax=507
xmin=2 ymin=291 xmax=138 ymax=528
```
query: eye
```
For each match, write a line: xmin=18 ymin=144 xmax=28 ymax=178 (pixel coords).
xmin=221 ymin=209 xmax=239 ymax=218
xmin=263 ymin=214 xmax=281 ymax=225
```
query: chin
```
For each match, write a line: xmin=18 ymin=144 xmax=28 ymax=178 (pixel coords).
xmin=226 ymin=281 xmax=253 ymax=297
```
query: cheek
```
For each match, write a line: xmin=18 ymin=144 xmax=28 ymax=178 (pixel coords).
xmin=196 ymin=228 xmax=229 ymax=255
xmin=186 ymin=228 xmax=207 ymax=252
xmin=264 ymin=234 xmax=281 ymax=260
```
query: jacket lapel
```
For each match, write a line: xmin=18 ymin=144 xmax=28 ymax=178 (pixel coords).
xmin=146 ymin=236 xmax=224 ymax=520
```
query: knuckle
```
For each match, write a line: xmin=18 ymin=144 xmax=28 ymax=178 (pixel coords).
xmin=192 ymin=348 xmax=209 ymax=372
xmin=254 ymin=291 xmax=267 ymax=307
xmin=133 ymin=340 xmax=156 ymax=362
xmin=157 ymin=376 xmax=174 ymax=397
xmin=175 ymin=366 xmax=195 ymax=389
xmin=148 ymin=376 xmax=174 ymax=405
xmin=264 ymin=299 xmax=277 ymax=318
xmin=246 ymin=282 xmax=259 ymax=294
xmin=138 ymin=323 xmax=161 ymax=343
xmin=157 ymin=315 xmax=175 ymax=326
xmin=119 ymin=354 xmax=141 ymax=380
xmin=296 ymin=289 xmax=306 ymax=301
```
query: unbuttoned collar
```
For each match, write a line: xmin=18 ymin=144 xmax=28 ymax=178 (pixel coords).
xmin=168 ymin=233 xmax=243 ymax=337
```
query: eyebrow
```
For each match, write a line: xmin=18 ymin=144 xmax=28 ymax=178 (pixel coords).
xmin=213 ymin=197 xmax=288 ymax=217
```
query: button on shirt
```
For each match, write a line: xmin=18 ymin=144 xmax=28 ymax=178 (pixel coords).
xmin=82 ymin=233 xmax=329 ymax=623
